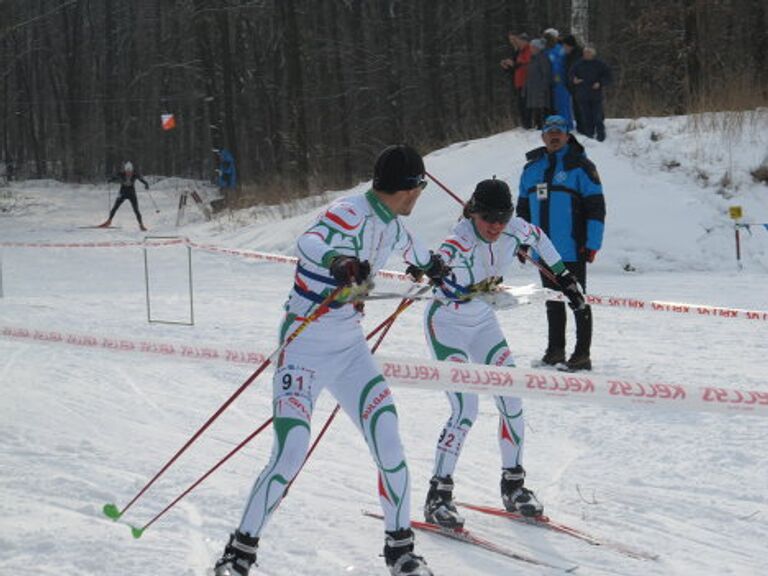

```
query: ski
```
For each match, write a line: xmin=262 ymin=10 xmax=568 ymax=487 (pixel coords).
xmin=79 ymin=225 xmax=121 ymax=229
xmin=362 ymin=510 xmax=578 ymax=572
xmin=457 ymin=502 xmax=658 ymax=561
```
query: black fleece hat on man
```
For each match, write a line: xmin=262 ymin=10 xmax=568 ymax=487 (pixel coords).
xmin=373 ymin=145 xmax=425 ymax=193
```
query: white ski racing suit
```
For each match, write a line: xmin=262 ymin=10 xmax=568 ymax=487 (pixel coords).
xmin=425 ymin=216 xmax=566 ymax=476
xmin=238 ymin=190 xmax=432 ymax=536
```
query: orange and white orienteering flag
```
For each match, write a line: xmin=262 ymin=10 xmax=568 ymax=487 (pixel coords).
xmin=161 ymin=113 xmax=176 ymax=131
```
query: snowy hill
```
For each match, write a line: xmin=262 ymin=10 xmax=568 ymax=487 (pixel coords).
xmin=1 ymin=114 xmax=767 ymax=576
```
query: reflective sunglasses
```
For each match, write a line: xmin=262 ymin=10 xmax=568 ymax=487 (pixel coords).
xmin=478 ymin=210 xmax=513 ymax=225
xmin=402 ymin=176 xmax=428 ymax=190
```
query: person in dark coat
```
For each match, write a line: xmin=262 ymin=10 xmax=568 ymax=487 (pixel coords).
xmin=99 ymin=161 xmax=149 ymax=230
xmin=517 ymin=115 xmax=606 ymax=371
xmin=525 ymin=39 xmax=552 ymax=130
xmin=561 ymin=34 xmax=585 ymax=134
xmin=569 ymin=46 xmax=613 ymax=141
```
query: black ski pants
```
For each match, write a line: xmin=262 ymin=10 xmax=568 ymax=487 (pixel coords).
xmin=540 ymin=259 xmax=592 ymax=357
xmin=109 ymin=188 xmax=143 ymax=224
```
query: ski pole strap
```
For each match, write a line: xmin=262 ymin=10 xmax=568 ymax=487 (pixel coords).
xmin=296 ymin=263 xmax=338 ymax=286
xmin=292 ymin=284 xmax=346 ymax=308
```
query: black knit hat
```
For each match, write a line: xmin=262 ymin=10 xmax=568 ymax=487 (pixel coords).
xmin=373 ymin=145 xmax=426 ymax=193
xmin=471 ymin=178 xmax=513 ymax=210
xmin=465 ymin=179 xmax=514 ymax=223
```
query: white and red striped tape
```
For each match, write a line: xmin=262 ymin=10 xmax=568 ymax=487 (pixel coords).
xmin=378 ymin=356 xmax=768 ymax=417
xmin=2 ymin=239 xmax=766 ymax=322
xmin=2 ymin=324 xmax=764 ymax=416
xmin=0 ymin=326 xmax=266 ymax=366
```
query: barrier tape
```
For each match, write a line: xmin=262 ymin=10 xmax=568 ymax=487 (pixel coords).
xmin=3 ymin=238 xmax=766 ymax=322
xmin=0 ymin=238 xmax=185 ymax=249
xmin=377 ymin=356 xmax=768 ymax=417
xmin=0 ymin=326 xmax=266 ymax=366
xmin=2 ymin=324 xmax=763 ymax=416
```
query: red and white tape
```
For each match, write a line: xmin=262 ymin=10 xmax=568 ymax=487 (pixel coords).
xmin=3 ymin=324 xmax=763 ymax=416
xmin=3 ymin=238 xmax=766 ymax=322
xmin=378 ymin=356 xmax=768 ymax=417
xmin=0 ymin=326 xmax=266 ymax=366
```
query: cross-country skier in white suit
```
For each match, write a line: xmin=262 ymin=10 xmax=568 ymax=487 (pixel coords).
xmin=214 ymin=145 xmax=450 ymax=576
xmin=420 ymin=178 xmax=585 ymax=529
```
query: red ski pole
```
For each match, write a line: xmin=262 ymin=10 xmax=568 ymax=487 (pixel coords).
xmin=123 ymin=296 xmax=417 ymax=536
xmin=103 ymin=285 xmax=346 ymax=522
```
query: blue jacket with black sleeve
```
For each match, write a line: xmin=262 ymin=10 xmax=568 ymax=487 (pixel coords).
xmin=517 ymin=136 xmax=605 ymax=262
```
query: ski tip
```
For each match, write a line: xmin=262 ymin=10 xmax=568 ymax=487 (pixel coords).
xmin=131 ymin=526 xmax=145 ymax=539
xmin=102 ymin=502 xmax=122 ymax=520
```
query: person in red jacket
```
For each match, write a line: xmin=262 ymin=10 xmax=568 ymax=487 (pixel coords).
xmin=500 ymin=32 xmax=532 ymax=129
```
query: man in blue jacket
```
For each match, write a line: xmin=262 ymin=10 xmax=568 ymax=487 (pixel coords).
xmin=517 ymin=115 xmax=605 ymax=370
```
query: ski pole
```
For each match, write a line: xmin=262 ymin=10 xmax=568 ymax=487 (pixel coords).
xmin=123 ymin=295 xmax=415 ymax=536
xmin=146 ymin=189 xmax=160 ymax=213
xmin=103 ymin=285 xmax=346 ymax=522
xmin=425 ymin=171 xmax=564 ymax=288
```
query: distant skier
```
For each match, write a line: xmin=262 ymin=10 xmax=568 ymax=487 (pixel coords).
xmin=419 ymin=178 xmax=585 ymax=529
xmin=212 ymin=144 xmax=447 ymax=576
xmin=98 ymin=161 xmax=149 ymax=230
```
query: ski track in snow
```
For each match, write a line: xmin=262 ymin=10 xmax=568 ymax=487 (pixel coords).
xmin=1 ymin=117 xmax=767 ymax=575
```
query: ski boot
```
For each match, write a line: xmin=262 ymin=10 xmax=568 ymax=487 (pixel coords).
xmin=97 ymin=219 xmax=112 ymax=228
xmin=214 ymin=530 xmax=259 ymax=576
xmin=384 ymin=528 xmax=434 ymax=576
xmin=139 ymin=223 xmax=148 ymax=231
xmin=500 ymin=465 xmax=543 ymax=517
xmin=424 ymin=475 xmax=465 ymax=529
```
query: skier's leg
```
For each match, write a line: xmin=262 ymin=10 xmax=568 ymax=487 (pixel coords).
xmin=238 ymin=361 xmax=321 ymax=537
xmin=127 ymin=191 xmax=145 ymax=229
xmin=108 ymin=195 xmax=125 ymax=220
xmin=330 ymin=342 xmax=411 ymax=532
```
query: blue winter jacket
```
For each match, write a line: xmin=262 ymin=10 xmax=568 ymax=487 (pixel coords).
xmin=517 ymin=136 xmax=605 ymax=262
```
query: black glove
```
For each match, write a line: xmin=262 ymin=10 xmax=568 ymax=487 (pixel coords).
xmin=516 ymin=244 xmax=530 ymax=264
xmin=329 ymin=255 xmax=371 ymax=286
xmin=406 ymin=253 xmax=451 ymax=286
xmin=557 ymin=270 xmax=586 ymax=311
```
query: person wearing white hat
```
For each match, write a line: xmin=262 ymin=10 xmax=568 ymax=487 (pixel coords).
xmin=98 ymin=161 xmax=150 ymax=230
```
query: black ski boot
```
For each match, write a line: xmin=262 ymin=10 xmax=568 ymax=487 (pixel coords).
xmin=500 ymin=465 xmax=543 ymax=517
xmin=214 ymin=530 xmax=259 ymax=576
xmin=424 ymin=475 xmax=465 ymax=528
xmin=384 ymin=528 xmax=434 ymax=576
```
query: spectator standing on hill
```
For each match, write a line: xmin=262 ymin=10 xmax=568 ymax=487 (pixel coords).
xmin=517 ymin=115 xmax=605 ymax=371
xmin=525 ymin=39 xmax=552 ymax=129
xmin=500 ymin=32 xmax=532 ymax=129
xmin=98 ymin=161 xmax=149 ymax=230
xmin=570 ymin=45 xmax=613 ymax=141
xmin=561 ymin=34 xmax=585 ymax=134
xmin=543 ymin=28 xmax=574 ymax=131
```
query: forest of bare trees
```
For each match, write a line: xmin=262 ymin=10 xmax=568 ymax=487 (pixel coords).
xmin=1 ymin=0 xmax=766 ymax=206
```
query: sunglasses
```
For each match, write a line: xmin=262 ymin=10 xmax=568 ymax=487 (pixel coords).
xmin=478 ymin=210 xmax=513 ymax=225
xmin=402 ymin=176 xmax=428 ymax=190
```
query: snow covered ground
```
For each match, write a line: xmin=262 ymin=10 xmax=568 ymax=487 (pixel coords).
xmin=1 ymin=113 xmax=767 ymax=576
